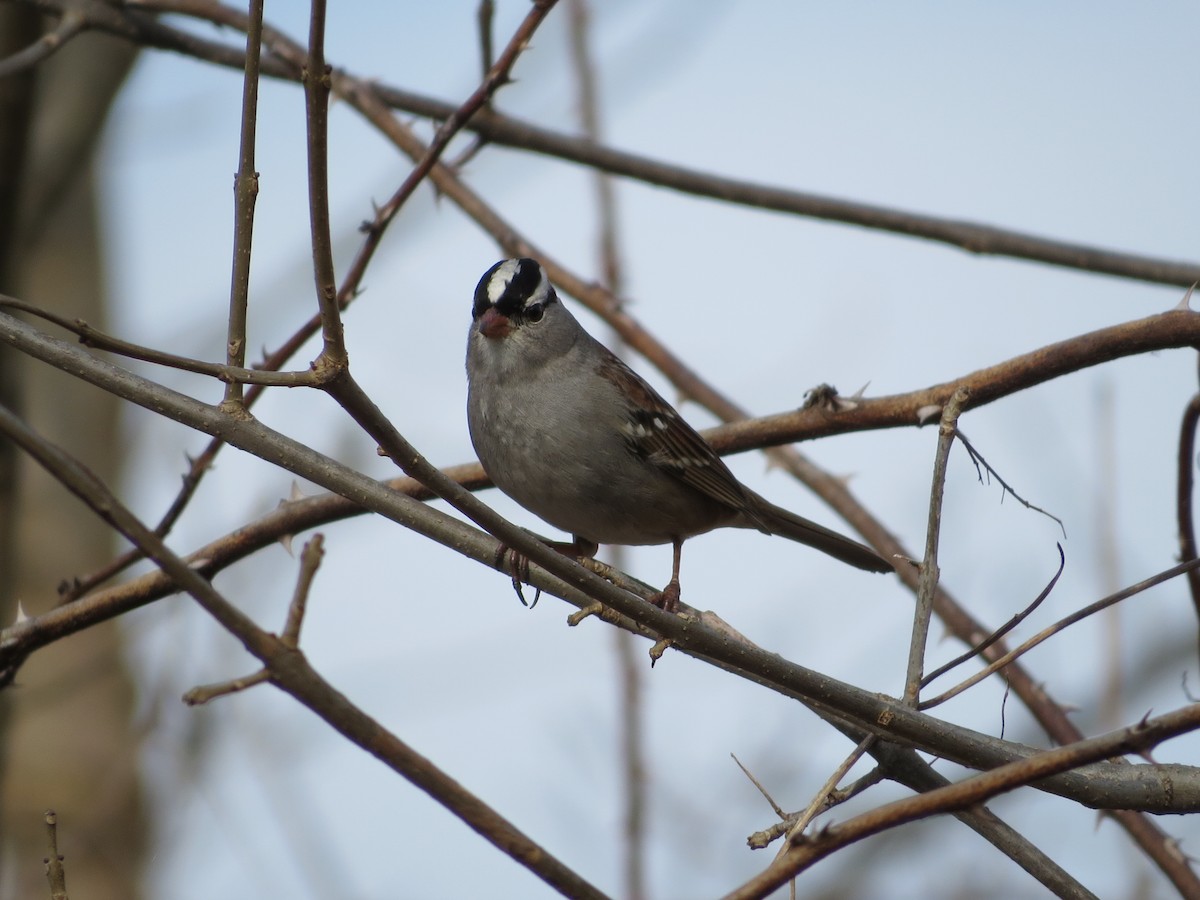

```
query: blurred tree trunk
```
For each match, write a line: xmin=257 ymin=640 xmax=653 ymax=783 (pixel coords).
xmin=0 ymin=20 xmax=144 ymax=899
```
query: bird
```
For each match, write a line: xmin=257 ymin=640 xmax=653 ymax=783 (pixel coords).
xmin=465 ymin=257 xmax=890 ymax=611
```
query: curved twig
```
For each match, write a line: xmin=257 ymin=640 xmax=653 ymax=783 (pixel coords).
xmin=0 ymin=7 xmax=84 ymax=78
xmin=920 ymin=556 xmax=1200 ymax=710
xmin=921 ymin=544 xmax=1064 ymax=690
xmin=1177 ymin=381 xmax=1200 ymax=662
xmin=725 ymin=704 xmax=1200 ymax=900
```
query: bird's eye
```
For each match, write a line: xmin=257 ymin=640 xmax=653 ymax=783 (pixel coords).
xmin=524 ymin=305 xmax=545 ymax=324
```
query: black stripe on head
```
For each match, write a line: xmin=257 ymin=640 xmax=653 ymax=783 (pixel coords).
xmin=472 ymin=258 xmax=556 ymax=321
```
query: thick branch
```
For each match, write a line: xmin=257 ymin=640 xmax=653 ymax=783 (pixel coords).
xmin=1 ymin=309 xmax=1199 ymax=815
xmin=726 ymin=703 xmax=1200 ymax=900
xmin=0 ymin=399 xmax=611 ymax=900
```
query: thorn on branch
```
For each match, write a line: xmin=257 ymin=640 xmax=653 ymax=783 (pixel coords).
xmin=1175 ymin=283 xmax=1195 ymax=312
xmin=916 ymin=403 xmax=942 ymax=424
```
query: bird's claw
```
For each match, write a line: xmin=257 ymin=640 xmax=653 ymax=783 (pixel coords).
xmin=495 ymin=545 xmax=541 ymax=608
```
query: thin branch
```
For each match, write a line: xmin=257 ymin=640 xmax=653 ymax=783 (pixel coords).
xmin=0 ymin=295 xmax=319 ymax=385
xmin=183 ymin=534 xmax=324 ymax=704
xmin=783 ymin=735 xmax=876 ymax=845
xmin=442 ymin=0 xmax=496 ymax=169
xmin=746 ymin=765 xmax=886 ymax=851
xmin=32 ymin=0 xmax=1200 ymax=287
xmin=856 ymin=743 xmax=1096 ymax=900
xmin=42 ymin=809 xmax=69 ymax=900
xmin=282 ymin=534 xmax=323 ymax=645
xmin=183 ymin=667 xmax=270 ymax=705
xmin=222 ymin=0 xmax=264 ymax=408
xmin=24 ymin=0 xmax=561 ymax=594
xmin=725 ymin=705 xmax=1200 ymax=900
xmin=920 ymin=556 xmax=1200 ymax=710
xmin=7 ymin=301 xmax=1200 ymax=816
xmin=301 ymin=0 xmax=344 ymax=365
xmin=4 ymin=312 xmax=1200 ymax=816
xmin=921 ymin=544 xmax=1064 ymax=689
xmin=0 ymin=398 xmax=612 ymax=900
xmin=906 ymin=388 xmax=968 ymax=705
xmin=476 ymin=0 xmax=495 ymax=75
xmin=0 ymin=7 xmax=83 ymax=78
xmin=957 ymin=428 xmax=1066 ymax=538
xmin=353 ymin=0 xmax=559 ymax=275
xmin=1177 ymin=380 xmax=1200 ymax=663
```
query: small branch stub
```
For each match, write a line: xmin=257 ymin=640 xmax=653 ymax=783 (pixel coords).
xmin=43 ymin=809 xmax=69 ymax=900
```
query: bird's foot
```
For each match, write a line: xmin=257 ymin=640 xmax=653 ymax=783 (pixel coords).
xmin=495 ymin=535 xmax=599 ymax=609
xmin=649 ymin=578 xmax=681 ymax=614
xmin=494 ymin=545 xmax=538 ymax=608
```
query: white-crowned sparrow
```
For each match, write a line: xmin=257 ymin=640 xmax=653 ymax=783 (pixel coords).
xmin=466 ymin=258 xmax=890 ymax=611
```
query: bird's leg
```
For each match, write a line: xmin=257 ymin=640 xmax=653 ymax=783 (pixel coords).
xmin=649 ymin=539 xmax=683 ymax=613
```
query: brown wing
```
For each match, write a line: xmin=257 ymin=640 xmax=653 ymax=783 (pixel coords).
xmin=598 ymin=354 xmax=772 ymax=532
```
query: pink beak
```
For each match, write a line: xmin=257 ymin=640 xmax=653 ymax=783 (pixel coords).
xmin=479 ymin=307 xmax=512 ymax=339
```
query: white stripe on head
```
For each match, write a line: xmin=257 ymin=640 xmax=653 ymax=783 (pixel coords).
xmin=486 ymin=259 xmax=522 ymax=303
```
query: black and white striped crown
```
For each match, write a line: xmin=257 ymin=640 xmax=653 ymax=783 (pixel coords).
xmin=473 ymin=257 xmax=556 ymax=319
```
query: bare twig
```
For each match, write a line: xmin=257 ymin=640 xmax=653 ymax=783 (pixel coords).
xmin=222 ymin=0 xmax=264 ymax=409
xmin=301 ymin=0 xmax=344 ymax=365
xmin=4 ymin=311 xmax=1200 ymax=818
xmin=906 ymin=388 xmax=968 ymax=704
xmin=0 ymin=399 xmax=612 ymax=900
xmin=42 ymin=810 xmax=69 ymax=900
xmin=0 ymin=296 xmax=319 ymax=385
xmin=27 ymin=0 xmax=1200 ymax=287
xmin=921 ymin=544 xmax=1064 ymax=689
xmin=714 ymin=309 xmax=1200 ymax=450
xmin=732 ymin=754 xmax=788 ymax=820
xmin=783 ymin=735 xmax=876 ymax=844
xmin=727 ymin=705 xmax=1200 ymax=900
xmin=183 ymin=667 xmax=270 ymax=705
xmin=183 ymin=534 xmax=324 ymax=705
xmin=1177 ymin=379 xmax=1200 ymax=663
xmin=920 ymin=556 xmax=1200 ymax=710
xmin=956 ymin=428 xmax=1066 ymax=538
xmin=0 ymin=7 xmax=83 ymax=78
xmin=345 ymin=0 xmax=558 ymax=306
xmin=37 ymin=0 xmax=562 ymax=597
xmin=282 ymin=534 xmax=323 ymax=644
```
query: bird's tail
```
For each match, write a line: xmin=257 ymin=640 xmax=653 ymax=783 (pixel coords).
xmin=751 ymin=494 xmax=892 ymax=574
